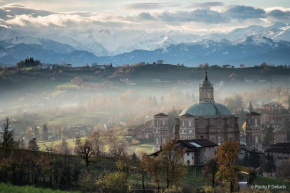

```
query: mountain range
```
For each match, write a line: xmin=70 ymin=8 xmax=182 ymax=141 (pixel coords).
xmin=0 ymin=22 xmax=290 ymax=66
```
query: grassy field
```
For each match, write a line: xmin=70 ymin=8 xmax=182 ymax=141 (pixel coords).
xmin=254 ymin=175 xmax=290 ymax=192
xmin=0 ymin=183 xmax=79 ymax=193
xmin=128 ymin=143 xmax=154 ymax=154
xmin=34 ymin=111 xmax=110 ymax=125
xmin=38 ymin=137 xmax=86 ymax=151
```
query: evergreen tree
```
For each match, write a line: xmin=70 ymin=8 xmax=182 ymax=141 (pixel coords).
xmin=59 ymin=138 xmax=70 ymax=155
xmin=262 ymin=126 xmax=274 ymax=147
xmin=263 ymin=151 xmax=276 ymax=173
xmin=160 ymin=96 xmax=164 ymax=103
xmin=28 ymin=138 xmax=38 ymax=151
xmin=0 ymin=118 xmax=18 ymax=150
xmin=42 ymin=123 xmax=48 ymax=141
xmin=33 ymin=125 xmax=40 ymax=139
xmin=249 ymin=101 xmax=254 ymax=112
xmin=288 ymin=96 xmax=290 ymax=111
xmin=248 ymin=150 xmax=261 ymax=168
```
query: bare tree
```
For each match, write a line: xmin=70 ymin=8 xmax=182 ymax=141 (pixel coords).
xmin=75 ymin=139 xmax=95 ymax=171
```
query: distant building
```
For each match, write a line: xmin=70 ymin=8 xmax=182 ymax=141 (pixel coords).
xmin=127 ymin=120 xmax=154 ymax=139
xmin=153 ymin=70 xmax=240 ymax=151
xmin=157 ymin=60 xmax=164 ymax=64
xmin=245 ymin=112 xmax=263 ymax=151
xmin=150 ymin=139 xmax=218 ymax=165
xmin=257 ymin=102 xmax=290 ymax=130
xmin=222 ymin=64 xmax=233 ymax=69
xmin=267 ymin=143 xmax=290 ymax=166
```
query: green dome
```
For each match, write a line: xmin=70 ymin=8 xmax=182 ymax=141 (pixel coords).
xmin=180 ymin=102 xmax=233 ymax=116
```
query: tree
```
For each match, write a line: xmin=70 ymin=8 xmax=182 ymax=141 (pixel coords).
xmin=224 ymin=93 xmax=243 ymax=114
xmin=216 ymin=141 xmax=240 ymax=193
xmin=58 ymin=139 xmax=71 ymax=155
xmin=138 ymin=154 xmax=148 ymax=193
xmin=202 ymin=158 xmax=218 ymax=187
xmin=28 ymin=138 xmax=38 ymax=151
xmin=247 ymin=150 xmax=261 ymax=168
xmin=263 ymin=150 xmax=275 ymax=173
xmin=0 ymin=118 xmax=18 ymax=151
xmin=143 ymin=154 xmax=163 ymax=192
xmin=97 ymin=171 xmax=128 ymax=193
xmin=262 ymin=126 xmax=274 ymax=147
xmin=143 ymin=141 xmax=187 ymax=192
xmin=276 ymin=160 xmax=290 ymax=182
xmin=42 ymin=124 xmax=48 ymax=141
xmin=75 ymin=139 xmax=95 ymax=171
xmin=288 ymin=96 xmax=290 ymax=110
xmin=33 ymin=125 xmax=40 ymax=139
xmin=159 ymin=140 xmax=187 ymax=189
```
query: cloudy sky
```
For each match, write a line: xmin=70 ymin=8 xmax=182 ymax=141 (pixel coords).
xmin=0 ymin=0 xmax=290 ymax=33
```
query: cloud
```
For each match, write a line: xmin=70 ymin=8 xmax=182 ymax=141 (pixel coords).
xmin=190 ymin=2 xmax=224 ymax=8
xmin=225 ymin=5 xmax=266 ymax=20
xmin=136 ymin=12 xmax=155 ymax=20
xmin=0 ymin=3 xmax=52 ymax=20
xmin=125 ymin=3 xmax=180 ymax=10
xmin=0 ymin=3 xmax=289 ymax=32
xmin=268 ymin=9 xmax=290 ymax=21
xmin=158 ymin=9 xmax=230 ymax=24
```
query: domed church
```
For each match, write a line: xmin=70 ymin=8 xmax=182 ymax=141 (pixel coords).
xmin=153 ymin=70 xmax=240 ymax=151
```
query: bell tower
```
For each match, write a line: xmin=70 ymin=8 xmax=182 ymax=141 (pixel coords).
xmin=199 ymin=69 xmax=215 ymax=103
xmin=153 ymin=113 xmax=169 ymax=151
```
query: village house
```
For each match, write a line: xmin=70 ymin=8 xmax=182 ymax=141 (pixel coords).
xmin=266 ymin=143 xmax=290 ymax=166
xmin=150 ymin=139 xmax=217 ymax=166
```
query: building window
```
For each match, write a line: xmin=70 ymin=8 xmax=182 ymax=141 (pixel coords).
xmin=187 ymin=152 xmax=189 ymax=156
xmin=255 ymin=136 xmax=258 ymax=143
xmin=183 ymin=121 xmax=185 ymax=127
xmin=199 ymin=120 xmax=203 ymax=126
xmin=156 ymin=137 xmax=159 ymax=144
xmin=217 ymin=119 xmax=222 ymax=125
xmin=218 ymin=137 xmax=221 ymax=145
xmin=189 ymin=121 xmax=192 ymax=127
xmin=162 ymin=120 xmax=165 ymax=126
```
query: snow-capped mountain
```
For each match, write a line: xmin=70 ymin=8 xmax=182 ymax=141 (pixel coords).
xmin=27 ymin=29 xmax=198 ymax=56
xmin=0 ymin=22 xmax=290 ymax=66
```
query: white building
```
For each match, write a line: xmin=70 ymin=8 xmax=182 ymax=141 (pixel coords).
xmin=150 ymin=139 xmax=218 ymax=166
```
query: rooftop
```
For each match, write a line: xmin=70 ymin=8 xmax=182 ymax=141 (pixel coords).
xmin=180 ymin=102 xmax=233 ymax=117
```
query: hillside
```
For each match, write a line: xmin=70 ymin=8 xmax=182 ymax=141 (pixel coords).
xmin=0 ymin=183 xmax=79 ymax=193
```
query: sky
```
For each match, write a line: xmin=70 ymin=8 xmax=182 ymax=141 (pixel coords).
xmin=0 ymin=0 xmax=290 ymax=33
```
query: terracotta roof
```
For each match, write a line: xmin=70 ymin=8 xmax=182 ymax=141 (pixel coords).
xmin=154 ymin=113 xmax=168 ymax=117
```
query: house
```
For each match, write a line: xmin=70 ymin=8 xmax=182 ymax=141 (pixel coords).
xmin=222 ymin=64 xmax=233 ymax=69
xmin=127 ymin=120 xmax=154 ymax=139
xmin=157 ymin=60 xmax=164 ymax=65
xmin=150 ymin=139 xmax=218 ymax=166
xmin=266 ymin=143 xmax=290 ymax=166
xmin=257 ymin=102 xmax=290 ymax=130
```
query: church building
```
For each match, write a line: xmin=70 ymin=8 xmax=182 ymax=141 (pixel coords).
xmin=153 ymin=70 xmax=240 ymax=151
